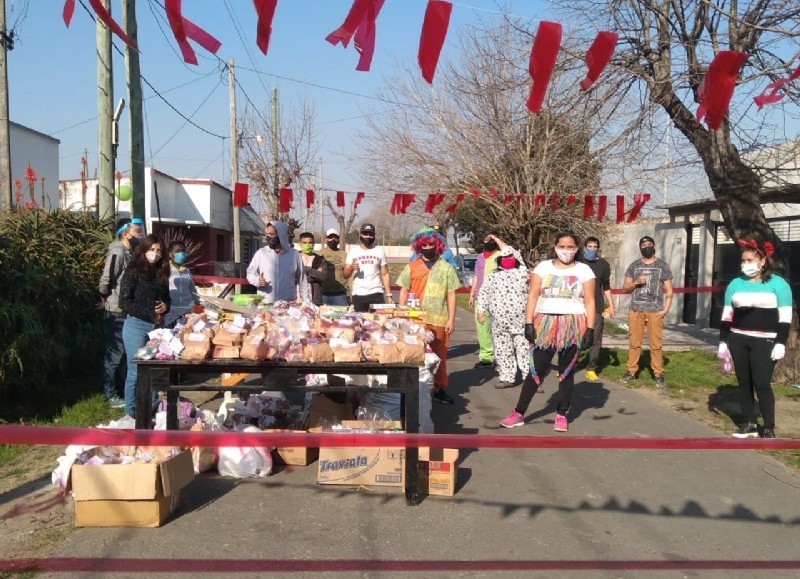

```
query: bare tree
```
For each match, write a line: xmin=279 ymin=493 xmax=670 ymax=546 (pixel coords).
xmin=356 ymin=22 xmax=635 ymax=263
xmin=239 ymin=94 xmax=320 ymax=218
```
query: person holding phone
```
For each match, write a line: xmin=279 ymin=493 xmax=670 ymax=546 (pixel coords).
xmin=119 ymin=234 xmax=171 ymax=418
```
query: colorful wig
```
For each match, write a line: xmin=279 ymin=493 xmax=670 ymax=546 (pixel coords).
xmin=410 ymin=228 xmax=446 ymax=255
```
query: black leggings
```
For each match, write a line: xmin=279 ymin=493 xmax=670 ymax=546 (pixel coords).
xmin=515 ymin=346 xmax=579 ymax=415
xmin=728 ymin=333 xmax=777 ymax=428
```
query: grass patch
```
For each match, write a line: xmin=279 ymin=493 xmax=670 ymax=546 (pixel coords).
xmin=456 ymin=293 xmax=474 ymax=313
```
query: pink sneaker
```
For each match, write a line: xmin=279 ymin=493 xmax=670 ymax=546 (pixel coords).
xmin=500 ymin=410 xmax=524 ymax=428
xmin=554 ymin=413 xmax=569 ymax=432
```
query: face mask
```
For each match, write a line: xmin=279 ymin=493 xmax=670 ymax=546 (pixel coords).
xmin=172 ymin=251 xmax=187 ymax=265
xmin=326 ymin=240 xmax=339 ymax=250
xmin=484 ymin=240 xmax=498 ymax=252
xmin=499 ymin=256 xmax=517 ymax=270
xmin=741 ymin=262 xmax=761 ymax=278
xmin=584 ymin=248 xmax=599 ymax=261
xmin=301 ymin=243 xmax=314 ymax=254
xmin=129 ymin=235 xmax=141 ymax=248
xmin=421 ymin=248 xmax=438 ymax=261
xmin=266 ymin=235 xmax=280 ymax=249
xmin=146 ymin=250 xmax=161 ymax=264
xmin=360 ymin=236 xmax=375 ymax=247
xmin=555 ymin=248 xmax=577 ymax=264
xmin=641 ymin=247 xmax=655 ymax=258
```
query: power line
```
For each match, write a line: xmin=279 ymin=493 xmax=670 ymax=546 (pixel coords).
xmin=222 ymin=0 xmax=270 ymax=98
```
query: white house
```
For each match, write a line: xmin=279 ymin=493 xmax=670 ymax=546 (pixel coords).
xmin=9 ymin=121 xmax=59 ymax=210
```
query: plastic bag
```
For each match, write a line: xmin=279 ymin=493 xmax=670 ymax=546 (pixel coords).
xmin=217 ymin=426 xmax=273 ymax=478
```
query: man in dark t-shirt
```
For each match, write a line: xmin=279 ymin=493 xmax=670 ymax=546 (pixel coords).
xmin=581 ymin=237 xmax=615 ymax=380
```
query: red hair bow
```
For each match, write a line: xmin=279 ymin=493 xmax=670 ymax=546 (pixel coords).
xmin=738 ymin=239 xmax=774 ymax=257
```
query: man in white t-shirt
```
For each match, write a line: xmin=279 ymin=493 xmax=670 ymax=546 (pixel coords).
xmin=344 ymin=223 xmax=394 ymax=312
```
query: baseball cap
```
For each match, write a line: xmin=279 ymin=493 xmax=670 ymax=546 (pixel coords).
xmin=639 ymin=236 xmax=655 ymax=246
xmin=360 ymin=223 xmax=376 ymax=235
xmin=326 ymin=228 xmax=340 ymax=237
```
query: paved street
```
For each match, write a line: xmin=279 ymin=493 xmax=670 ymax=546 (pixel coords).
xmin=33 ymin=307 xmax=800 ymax=577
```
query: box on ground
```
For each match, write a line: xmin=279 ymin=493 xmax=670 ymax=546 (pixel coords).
xmin=418 ymin=447 xmax=459 ymax=497
xmin=266 ymin=429 xmax=319 ymax=466
xmin=69 ymin=449 xmax=194 ymax=527
xmin=317 ymin=421 xmax=405 ymax=486
xmin=309 ymin=392 xmax=356 ymax=427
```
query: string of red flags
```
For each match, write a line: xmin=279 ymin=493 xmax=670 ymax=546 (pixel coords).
xmin=418 ymin=0 xmax=453 ymax=84
xmin=253 ymin=0 xmax=279 ymax=55
xmin=165 ymin=0 xmax=222 ymax=66
xmin=696 ymin=51 xmax=749 ymax=130
xmin=580 ymin=31 xmax=619 ymax=91
xmin=754 ymin=57 xmax=800 ymax=110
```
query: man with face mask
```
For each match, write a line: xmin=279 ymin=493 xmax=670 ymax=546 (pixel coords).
xmin=98 ymin=217 xmax=144 ymax=408
xmin=320 ymin=228 xmax=349 ymax=306
xmin=298 ymin=231 xmax=327 ymax=306
xmin=581 ymin=237 xmax=615 ymax=381
xmin=621 ymin=235 xmax=674 ymax=387
xmin=344 ymin=223 xmax=393 ymax=312
xmin=246 ymin=221 xmax=309 ymax=304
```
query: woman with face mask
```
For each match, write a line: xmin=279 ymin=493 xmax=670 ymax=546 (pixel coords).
xmin=500 ymin=232 xmax=595 ymax=432
xmin=118 ymin=234 xmax=171 ymax=418
xmin=719 ymin=239 xmax=791 ymax=439
xmin=163 ymin=240 xmax=200 ymax=328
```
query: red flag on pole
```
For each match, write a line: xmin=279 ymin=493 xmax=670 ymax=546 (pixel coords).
xmin=580 ymin=31 xmax=618 ymax=91
xmin=418 ymin=0 xmax=453 ymax=84
xmin=279 ymin=188 xmax=293 ymax=213
xmin=336 ymin=191 xmax=346 ymax=207
xmin=305 ymin=189 xmax=315 ymax=210
xmin=696 ymin=51 xmax=749 ymax=130
xmin=233 ymin=182 xmax=249 ymax=208
xmin=526 ymin=21 xmax=562 ymax=113
xmin=253 ymin=0 xmax=279 ymax=55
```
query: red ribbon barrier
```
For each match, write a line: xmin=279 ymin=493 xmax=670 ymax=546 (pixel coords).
xmin=2 ymin=425 xmax=798 ymax=450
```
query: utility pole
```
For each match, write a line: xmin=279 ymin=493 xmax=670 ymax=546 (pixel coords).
xmin=97 ymin=0 xmax=114 ymax=225
xmin=271 ymin=87 xmax=279 ymax=208
xmin=123 ymin=0 xmax=145 ymax=221
xmin=229 ymin=59 xmax=241 ymax=281
xmin=319 ymin=158 xmax=324 ymax=235
xmin=0 ymin=0 xmax=12 ymax=213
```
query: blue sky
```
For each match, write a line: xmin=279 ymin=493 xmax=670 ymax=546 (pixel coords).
xmin=7 ymin=0 xmax=547 ymax=204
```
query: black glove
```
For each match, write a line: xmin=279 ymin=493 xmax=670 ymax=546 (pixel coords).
xmin=524 ymin=323 xmax=536 ymax=344
xmin=580 ymin=328 xmax=595 ymax=350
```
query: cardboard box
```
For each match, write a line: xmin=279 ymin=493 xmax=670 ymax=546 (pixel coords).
xmin=267 ymin=429 xmax=319 ymax=466
xmin=309 ymin=393 xmax=355 ymax=427
xmin=418 ymin=448 xmax=459 ymax=497
xmin=70 ymin=450 xmax=194 ymax=528
xmin=317 ymin=421 xmax=405 ymax=487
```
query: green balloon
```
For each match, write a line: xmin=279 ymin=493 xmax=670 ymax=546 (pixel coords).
xmin=116 ymin=185 xmax=133 ymax=201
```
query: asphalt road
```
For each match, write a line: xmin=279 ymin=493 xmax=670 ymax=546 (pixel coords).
xmin=33 ymin=308 xmax=800 ymax=578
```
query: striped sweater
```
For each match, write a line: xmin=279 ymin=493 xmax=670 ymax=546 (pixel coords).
xmin=719 ymin=275 xmax=792 ymax=344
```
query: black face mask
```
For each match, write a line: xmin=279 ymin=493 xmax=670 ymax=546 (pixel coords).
xmin=326 ymin=240 xmax=339 ymax=250
xmin=360 ymin=236 xmax=375 ymax=247
xmin=484 ymin=240 xmax=498 ymax=252
xmin=266 ymin=235 xmax=280 ymax=249
xmin=421 ymin=248 xmax=438 ymax=261
xmin=640 ymin=246 xmax=655 ymax=258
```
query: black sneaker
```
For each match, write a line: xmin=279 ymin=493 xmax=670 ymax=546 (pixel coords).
xmin=432 ymin=390 xmax=455 ymax=404
xmin=474 ymin=360 xmax=494 ymax=368
xmin=732 ymin=423 xmax=759 ymax=439
xmin=619 ymin=372 xmax=636 ymax=384
xmin=654 ymin=375 xmax=666 ymax=388
xmin=762 ymin=428 xmax=776 ymax=439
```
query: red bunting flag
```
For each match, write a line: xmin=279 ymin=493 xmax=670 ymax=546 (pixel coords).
xmin=305 ymin=189 xmax=315 ymax=210
xmin=627 ymin=193 xmax=650 ymax=223
xmin=425 ymin=192 xmax=446 ymax=213
xmin=354 ymin=0 xmax=385 ymax=71
xmin=503 ymin=193 xmax=515 ymax=205
xmin=597 ymin=195 xmax=608 ymax=222
xmin=64 ymin=0 xmax=138 ymax=49
xmin=526 ymin=21 xmax=562 ymax=113
xmin=566 ymin=194 xmax=577 ymax=207
xmin=445 ymin=192 xmax=465 ymax=214
xmin=488 ymin=186 xmax=499 ymax=199
xmin=616 ymin=195 xmax=626 ymax=224
xmin=470 ymin=188 xmax=481 ymax=199
xmin=580 ymin=31 xmax=618 ymax=91
xmin=279 ymin=188 xmax=293 ymax=213
xmin=696 ymin=51 xmax=748 ymax=130
xmin=233 ymin=182 xmax=249 ymax=208
xmin=533 ymin=194 xmax=547 ymax=213
xmin=754 ymin=59 xmax=800 ymax=110
xmin=355 ymin=191 xmax=366 ymax=207
xmin=165 ymin=0 xmax=222 ymax=66
xmin=583 ymin=195 xmax=594 ymax=220
xmin=516 ymin=194 xmax=525 ymax=207
xmin=336 ymin=191 xmax=345 ymax=207
xmin=253 ymin=0 xmax=279 ymax=55
xmin=418 ymin=0 xmax=453 ymax=84
xmin=326 ymin=0 xmax=375 ymax=47
xmin=551 ymin=195 xmax=560 ymax=211
xmin=391 ymin=193 xmax=416 ymax=215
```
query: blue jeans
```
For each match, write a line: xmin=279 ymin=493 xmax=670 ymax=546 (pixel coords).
xmin=323 ymin=293 xmax=349 ymax=306
xmin=101 ymin=314 xmax=126 ymax=401
xmin=122 ymin=316 xmax=154 ymax=417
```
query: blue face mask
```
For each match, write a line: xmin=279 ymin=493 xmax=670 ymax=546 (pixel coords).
xmin=173 ymin=251 xmax=187 ymax=265
xmin=584 ymin=248 xmax=599 ymax=261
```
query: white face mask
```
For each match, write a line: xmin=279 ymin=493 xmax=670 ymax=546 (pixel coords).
xmin=741 ymin=262 xmax=760 ymax=278
xmin=555 ymin=248 xmax=577 ymax=264
xmin=146 ymin=250 xmax=162 ymax=264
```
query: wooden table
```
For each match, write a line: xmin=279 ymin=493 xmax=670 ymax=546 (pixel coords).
xmin=134 ymin=359 xmax=422 ymax=505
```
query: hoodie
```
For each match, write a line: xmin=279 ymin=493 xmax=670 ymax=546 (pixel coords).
xmin=98 ymin=239 xmax=132 ymax=315
xmin=246 ymin=221 xmax=310 ymax=304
